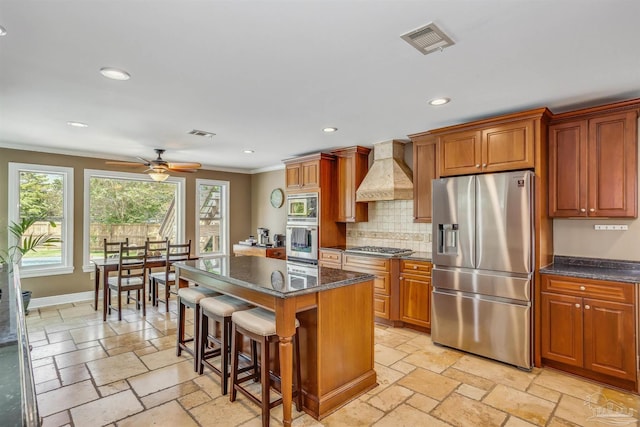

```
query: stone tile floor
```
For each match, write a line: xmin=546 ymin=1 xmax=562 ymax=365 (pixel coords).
xmin=27 ymin=298 xmax=640 ymax=426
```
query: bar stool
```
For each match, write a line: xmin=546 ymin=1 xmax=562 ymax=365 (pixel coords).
xmin=176 ymin=287 xmax=219 ymax=371
xmin=229 ymin=307 xmax=303 ymax=427
xmin=197 ymin=295 xmax=253 ymax=394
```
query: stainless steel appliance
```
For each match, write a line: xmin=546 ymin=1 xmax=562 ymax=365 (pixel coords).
xmin=257 ymin=227 xmax=270 ymax=246
xmin=431 ymin=170 xmax=534 ymax=370
xmin=273 ymin=233 xmax=285 ymax=248
xmin=345 ymin=246 xmax=413 ymax=257
xmin=286 ymin=224 xmax=318 ymax=263
xmin=286 ymin=193 xmax=318 ymax=224
xmin=286 ymin=193 xmax=319 ymax=264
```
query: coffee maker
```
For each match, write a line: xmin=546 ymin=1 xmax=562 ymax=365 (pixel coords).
xmin=257 ymin=227 xmax=270 ymax=246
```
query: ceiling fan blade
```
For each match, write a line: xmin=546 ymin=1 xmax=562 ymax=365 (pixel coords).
xmin=167 ymin=167 xmax=199 ymax=173
xmin=105 ymin=161 xmax=145 ymax=167
xmin=168 ymin=162 xmax=201 ymax=169
xmin=136 ymin=157 xmax=153 ymax=166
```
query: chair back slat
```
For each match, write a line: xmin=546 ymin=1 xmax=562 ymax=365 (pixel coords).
xmin=104 ymin=238 xmax=129 ymax=259
xmin=146 ymin=238 xmax=169 ymax=257
xmin=118 ymin=242 xmax=147 ymax=281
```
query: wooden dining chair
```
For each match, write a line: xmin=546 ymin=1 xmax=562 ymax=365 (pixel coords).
xmin=106 ymin=242 xmax=147 ymax=321
xmin=103 ymin=237 xmax=129 ymax=259
xmin=150 ymin=240 xmax=191 ymax=312
xmin=145 ymin=238 xmax=169 ymax=301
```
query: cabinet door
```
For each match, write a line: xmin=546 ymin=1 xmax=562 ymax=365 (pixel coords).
xmin=439 ymin=130 xmax=482 ymax=176
xmin=285 ymin=164 xmax=302 ymax=189
xmin=400 ymin=274 xmax=431 ymax=328
xmin=541 ymin=292 xmax=583 ymax=367
xmin=301 ymin=160 xmax=320 ymax=189
xmin=481 ymin=120 xmax=535 ymax=172
xmin=413 ymin=138 xmax=436 ymax=222
xmin=587 ymin=111 xmax=637 ymax=218
xmin=548 ymin=120 xmax=588 ymax=217
xmin=336 ymin=155 xmax=354 ymax=222
xmin=583 ymin=298 xmax=636 ymax=380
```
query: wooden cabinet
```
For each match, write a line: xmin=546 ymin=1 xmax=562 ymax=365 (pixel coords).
xmin=285 ymin=158 xmax=323 ymax=190
xmin=399 ymin=259 xmax=432 ymax=329
xmin=540 ymin=274 xmax=636 ymax=387
xmin=232 ymin=244 xmax=286 ymax=260
xmin=318 ymin=249 xmax=342 ymax=269
xmin=331 ymin=146 xmax=371 ymax=223
xmin=342 ymin=254 xmax=398 ymax=321
xmin=437 ymin=118 xmax=536 ymax=176
xmin=549 ymin=108 xmax=638 ymax=218
xmin=409 ymin=134 xmax=437 ymax=222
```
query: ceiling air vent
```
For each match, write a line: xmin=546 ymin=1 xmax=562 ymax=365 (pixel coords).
xmin=188 ymin=129 xmax=216 ymax=138
xmin=401 ymin=22 xmax=455 ymax=55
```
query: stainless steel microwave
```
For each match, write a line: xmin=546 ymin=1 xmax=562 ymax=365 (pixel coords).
xmin=286 ymin=193 xmax=318 ymax=224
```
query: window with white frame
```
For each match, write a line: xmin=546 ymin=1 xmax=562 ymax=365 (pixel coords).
xmin=7 ymin=163 xmax=74 ymax=277
xmin=196 ymin=179 xmax=229 ymax=257
xmin=82 ymin=170 xmax=185 ymax=271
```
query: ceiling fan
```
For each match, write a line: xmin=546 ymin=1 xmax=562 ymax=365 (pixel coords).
xmin=106 ymin=149 xmax=202 ymax=181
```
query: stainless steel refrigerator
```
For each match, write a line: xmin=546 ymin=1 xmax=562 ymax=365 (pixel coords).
xmin=431 ymin=170 xmax=534 ymax=370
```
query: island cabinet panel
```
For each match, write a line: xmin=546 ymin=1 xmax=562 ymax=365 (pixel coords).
xmin=540 ymin=274 xmax=637 ymax=390
xmin=549 ymin=107 xmax=638 ymax=218
xmin=409 ymin=133 xmax=437 ymax=222
xmin=331 ymin=146 xmax=371 ymax=223
xmin=399 ymin=260 xmax=432 ymax=330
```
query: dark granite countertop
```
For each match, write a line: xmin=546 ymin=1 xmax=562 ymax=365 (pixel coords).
xmin=175 ymin=257 xmax=375 ymax=297
xmin=540 ymin=256 xmax=640 ymax=284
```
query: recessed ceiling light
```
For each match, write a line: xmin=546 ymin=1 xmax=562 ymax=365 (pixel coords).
xmin=429 ymin=97 xmax=450 ymax=106
xmin=323 ymin=127 xmax=338 ymax=133
xmin=100 ymin=67 xmax=131 ymax=81
xmin=67 ymin=121 xmax=88 ymax=128
xmin=243 ymin=150 xmax=255 ymax=154
xmin=0 ymin=25 xmax=7 ymax=36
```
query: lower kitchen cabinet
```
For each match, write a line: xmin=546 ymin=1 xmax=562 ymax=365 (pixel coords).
xmin=399 ymin=260 xmax=432 ymax=330
xmin=540 ymin=274 xmax=637 ymax=389
xmin=342 ymin=254 xmax=398 ymax=321
xmin=318 ymin=248 xmax=342 ymax=269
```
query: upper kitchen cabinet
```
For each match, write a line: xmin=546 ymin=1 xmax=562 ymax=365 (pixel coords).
xmin=331 ymin=146 xmax=371 ymax=222
xmin=549 ymin=100 xmax=639 ymax=218
xmin=425 ymin=108 xmax=550 ymax=177
xmin=407 ymin=133 xmax=437 ymax=222
xmin=284 ymin=153 xmax=335 ymax=191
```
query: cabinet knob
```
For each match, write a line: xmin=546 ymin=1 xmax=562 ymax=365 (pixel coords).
xmin=585 ymin=304 xmax=591 ymax=310
xmin=475 ymin=164 xmax=480 ymax=168
xmin=580 ymin=208 xmax=586 ymax=212
xmin=413 ymin=265 xmax=419 ymax=269
xmin=575 ymin=303 xmax=581 ymax=308
xmin=482 ymin=163 xmax=487 ymax=167
xmin=589 ymin=208 xmax=595 ymax=212
xmin=579 ymin=286 xmax=586 ymax=291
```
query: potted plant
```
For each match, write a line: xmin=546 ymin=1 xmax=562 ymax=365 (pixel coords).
xmin=0 ymin=217 xmax=61 ymax=313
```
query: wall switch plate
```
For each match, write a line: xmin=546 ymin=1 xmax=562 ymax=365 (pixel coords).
xmin=594 ymin=224 xmax=629 ymax=231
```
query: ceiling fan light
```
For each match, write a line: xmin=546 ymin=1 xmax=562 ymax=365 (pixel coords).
xmin=148 ymin=171 xmax=169 ymax=182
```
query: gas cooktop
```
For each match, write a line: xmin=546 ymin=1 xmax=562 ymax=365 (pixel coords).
xmin=345 ymin=246 xmax=413 ymax=257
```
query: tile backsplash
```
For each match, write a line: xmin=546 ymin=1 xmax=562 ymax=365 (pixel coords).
xmin=346 ymin=200 xmax=432 ymax=252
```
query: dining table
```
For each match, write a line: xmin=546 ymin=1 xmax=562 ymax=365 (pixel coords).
xmin=174 ymin=257 xmax=377 ymax=427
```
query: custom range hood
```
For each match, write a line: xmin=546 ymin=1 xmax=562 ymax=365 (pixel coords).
xmin=356 ymin=140 xmax=414 ymax=202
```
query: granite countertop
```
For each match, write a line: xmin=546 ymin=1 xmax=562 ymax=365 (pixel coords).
xmin=540 ymin=256 xmax=640 ymax=284
xmin=402 ymin=252 xmax=432 ymax=262
xmin=175 ymin=257 xmax=375 ymax=297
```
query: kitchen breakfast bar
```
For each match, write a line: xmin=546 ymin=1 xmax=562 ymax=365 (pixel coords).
xmin=174 ymin=257 xmax=377 ymax=426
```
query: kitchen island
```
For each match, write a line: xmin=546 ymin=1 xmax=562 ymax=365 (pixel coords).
xmin=174 ymin=257 xmax=377 ymax=426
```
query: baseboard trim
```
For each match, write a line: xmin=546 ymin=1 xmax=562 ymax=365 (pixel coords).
xmin=30 ymin=291 xmax=96 ymax=309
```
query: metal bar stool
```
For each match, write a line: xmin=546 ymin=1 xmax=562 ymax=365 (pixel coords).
xmin=177 ymin=287 xmax=219 ymax=371
xmin=197 ymin=295 xmax=253 ymax=395
xmin=229 ymin=307 xmax=303 ymax=427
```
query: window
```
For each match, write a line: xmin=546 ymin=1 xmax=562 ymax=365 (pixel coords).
xmin=83 ymin=170 xmax=185 ymax=272
xmin=195 ymin=179 xmax=229 ymax=257
xmin=7 ymin=163 xmax=74 ymax=277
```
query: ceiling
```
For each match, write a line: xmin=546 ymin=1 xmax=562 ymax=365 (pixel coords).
xmin=1 ymin=1 xmax=639 ymax=174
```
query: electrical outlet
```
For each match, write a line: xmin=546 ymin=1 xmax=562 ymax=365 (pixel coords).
xmin=594 ymin=224 xmax=628 ymax=231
